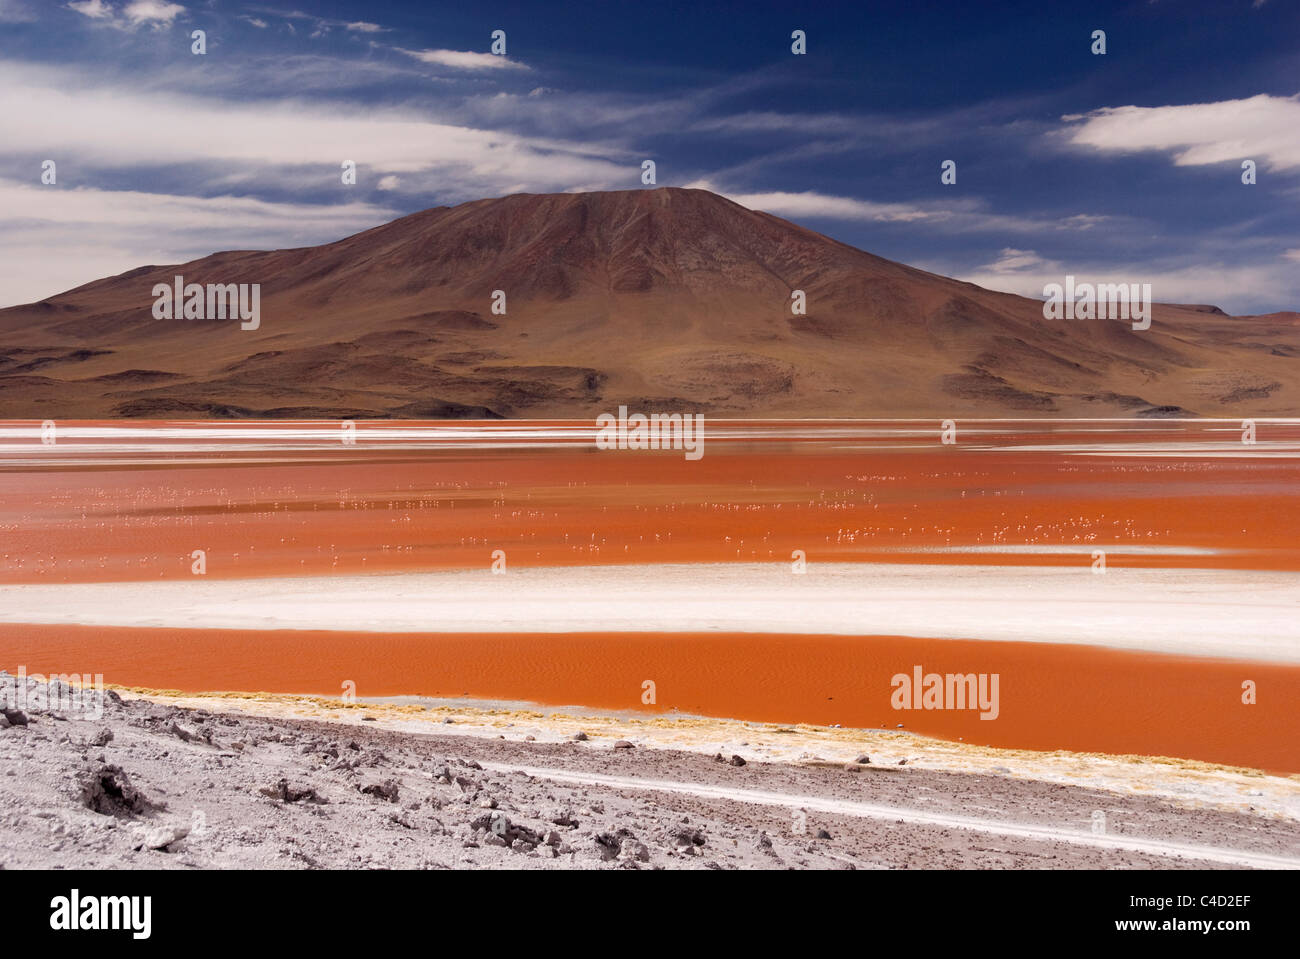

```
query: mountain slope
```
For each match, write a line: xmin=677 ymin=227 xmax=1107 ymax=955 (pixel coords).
xmin=1 ymin=187 xmax=1296 ymax=418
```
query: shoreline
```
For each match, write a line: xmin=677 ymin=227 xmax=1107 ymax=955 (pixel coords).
xmin=3 ymin=673 xmax=1297 ymax=870
xmin=111 ymin=685 xmax=1300 ymax=819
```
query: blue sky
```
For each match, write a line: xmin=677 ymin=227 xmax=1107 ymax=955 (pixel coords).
xmin=1 ymin=0 xmax=1297 ymax=312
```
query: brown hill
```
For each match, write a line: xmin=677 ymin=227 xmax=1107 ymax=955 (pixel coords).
xmin=1 ymin=187 xmax=1296 ymax=418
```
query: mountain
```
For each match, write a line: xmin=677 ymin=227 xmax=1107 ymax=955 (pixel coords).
xmin=1 ymin=187 xmax=1296 ymax=418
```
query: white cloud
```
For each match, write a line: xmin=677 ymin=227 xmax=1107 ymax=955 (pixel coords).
xmin=1060 ymin=94 xmax=1300 ymax=172
xmin=345 ymin=21 xmax=385 ymax=33
xmin=395 ymin=48 xmax=528 ymax=71
xmin=1283 ymin=249 xmax=1300 ymax=263
xmin=0 ymin=61 xmax=628 ymax=193
xmin=709 ymin=186 xmax=1114 ymax=236
xmin=66 ymin=0 xmax=112 ymax=18
xmin=0 ymin=59 xmax=643 ymax=302
xmin=241 ymin=16 xmax=268 ymax=28
xmin=0 ymin=179 xmax=398 ymax=307
xmin=955 ymin=253 xmax=1298 ymax=315
xmin=123 ymin=0 xmax=184 ymax=26
xmin=718 ymin=189 xmax=939 ymax=224
xmin=66 ymin=0 xmax=184 ymax=29
xmin=981 ymin=247 xmax=1051 ymax=274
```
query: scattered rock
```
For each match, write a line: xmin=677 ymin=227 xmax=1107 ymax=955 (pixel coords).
xmin=1 ymin=709 xmax=29 ymax=727
xmin=571 ymin=731 xmax=588 ymax=742
xmin=612 ymin=740 xmax=635 ymax=750
xmin=470 ymin=812 xmax=543 ymax=849
xmin=259 ymin=779 xmax=327 ymax=804
xmin=854 ymin=754 xmax=871 ymax=764
xmin=137 ymin=823 xmax=190 ymax=852
xmin=359 ymin=780 xmax=400 ymax=802
xmin=80 ymin=764 xmax=161 ymax=817
xmin=729 ymin=755 xmax=747 ymax=767
xmin=593 ymin=833 xmax=622 ymax=861
xmin=668 ymin=827 xmax=707 ymax=849
xmin=619 ymin=838 xmax=651 ymax=862
xmin=816 ymin=829 xmax=832 ymax=840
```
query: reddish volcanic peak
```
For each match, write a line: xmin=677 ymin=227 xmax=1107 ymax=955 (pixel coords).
xmin=0 ymin=188 xmax=1295 ymax=419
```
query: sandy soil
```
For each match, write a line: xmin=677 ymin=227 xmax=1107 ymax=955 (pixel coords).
xmin=3 ymin=672 xmax=1297 ymax=870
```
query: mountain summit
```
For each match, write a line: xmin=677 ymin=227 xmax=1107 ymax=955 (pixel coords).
xmin=1 ymin=187 xmax=1295 ymax=418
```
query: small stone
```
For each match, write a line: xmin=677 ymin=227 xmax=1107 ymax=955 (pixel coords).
xmin=593 ymin=834 xmax=621 ymax=861
xmin=854 ymin=754 xmax=871 ymax=764
xmin=612 ymin=740 xmax=634 ymax=750
xmin=619 ymin=839 xmax=651 ymax=862
xmin=815 ymin=829 xmax=832 ymax=840
xmin=729 ymin=755 xmax=746 ymax=767
xmin=359 ymin=780 xmax=400 ymax=802
xmin=572 ymin=731 xmax=588 ymax=741
xmin=138 ymin=823 xmax=189 ymax=851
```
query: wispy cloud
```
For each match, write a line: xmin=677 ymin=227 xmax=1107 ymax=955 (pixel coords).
xmin=395 ymin=48 xmax=528 ymax=71
xmin=1059 ymin=94 xmax=1300 ymax=172
xmin=68 ymin=0 xmax=186 ymax=28
xmin=0 ymin=61 xmax=624 ymax=190
xmin=717 ymin=188 xmax=937 ymax=223
xmin=66 ymin=0 xmax=112 ymax=20
xmin=0 ymin=179 xmax=397 ymax=306
xmin=706 ymin=185 xmax=1116 ymax=236
xmin=123 ymin=0 xmax=184 ymax=26
xmin=954 ymin=247 xmax=1300 ymax=314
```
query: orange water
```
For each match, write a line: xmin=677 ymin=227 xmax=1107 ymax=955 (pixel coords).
xmin=1 ymin=419 xmax=1296 ymax=771
xmin=3 ymin=625 xmax=1295 ymax=772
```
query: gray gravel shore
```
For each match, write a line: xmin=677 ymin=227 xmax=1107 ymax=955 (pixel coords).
xmin=2 ymin=672 xmax=1297 ymax=870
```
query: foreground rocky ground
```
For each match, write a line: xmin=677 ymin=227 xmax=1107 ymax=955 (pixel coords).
xmin=2 ymin=672 xmax=1298 ymax=870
